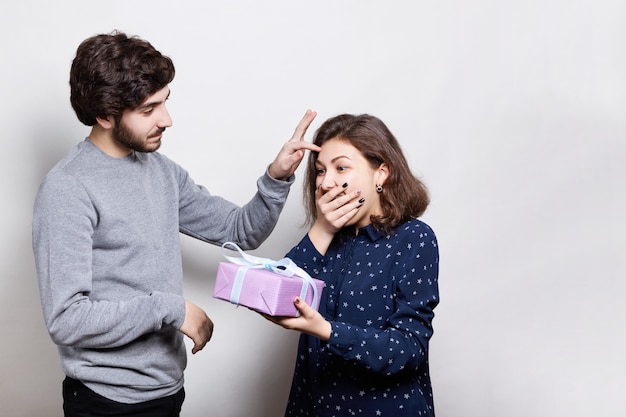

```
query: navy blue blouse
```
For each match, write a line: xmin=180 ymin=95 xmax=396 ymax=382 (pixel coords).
xmin=283 ymin=218 xmax=440 ymax=417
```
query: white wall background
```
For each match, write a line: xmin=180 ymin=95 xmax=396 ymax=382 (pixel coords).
xmin=1 ymin=1 xmax=624 ymax=416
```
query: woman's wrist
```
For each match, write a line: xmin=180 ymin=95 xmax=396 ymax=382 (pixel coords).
xmin=318 ymin=320 xmax=332 ymax=342
xmin=308 ymin=223 xmax=335 ymax=256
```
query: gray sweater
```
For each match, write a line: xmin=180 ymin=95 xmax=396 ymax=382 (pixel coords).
xmin=32 ymin=138 xmax=293 ymax=403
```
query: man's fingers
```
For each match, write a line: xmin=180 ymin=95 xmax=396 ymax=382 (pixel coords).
xmin=191 ymin=333 xmax=209 ymax=354
xmin=289 ymin=109 xmax=317 ymax=142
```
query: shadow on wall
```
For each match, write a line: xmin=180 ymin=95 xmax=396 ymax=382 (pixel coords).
xmin=0 ymin=120 xmax=81 ymax=416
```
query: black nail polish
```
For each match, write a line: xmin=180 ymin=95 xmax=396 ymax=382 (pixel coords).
xmin=342 ymin=183 xmax=348 ymax=188
xmin=358 ymin=198 xmax=365 ymax=203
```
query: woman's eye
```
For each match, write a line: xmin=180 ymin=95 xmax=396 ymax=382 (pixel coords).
xmin=337 ymin=166 xmax=347 ymax=171
xmin=315 ymin=169 xmax=326 ymax=175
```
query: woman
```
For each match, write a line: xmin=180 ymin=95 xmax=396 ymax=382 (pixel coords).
xmin=267 ymin=114 xmax=440 ymax=416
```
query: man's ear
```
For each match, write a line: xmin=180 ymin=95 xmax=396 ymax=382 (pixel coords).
xmin=95 ymin=115 xmax=114 ymax=130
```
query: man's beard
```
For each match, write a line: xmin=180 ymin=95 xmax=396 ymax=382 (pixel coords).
xmin=112 ymin=120 xmax=163 ymax=153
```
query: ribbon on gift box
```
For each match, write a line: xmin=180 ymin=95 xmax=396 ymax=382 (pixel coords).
xmin=221 ymin=242 xmax=319 ymax=313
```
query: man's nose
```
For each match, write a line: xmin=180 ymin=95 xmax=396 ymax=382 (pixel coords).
xmin=158 ymin=107 xmax=173 ymax=128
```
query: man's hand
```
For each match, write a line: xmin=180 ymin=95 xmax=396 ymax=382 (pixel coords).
xmin=179 ymin=300 xmax=214 ymax=354
xmin=268 ymin=110 xmax=321 ymax=180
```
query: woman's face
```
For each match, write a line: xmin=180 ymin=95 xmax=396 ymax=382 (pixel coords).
xmin=314 ymin=137 xmax=387 ymax=228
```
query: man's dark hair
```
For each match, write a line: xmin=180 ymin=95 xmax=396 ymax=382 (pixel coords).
xmin=70 ymin=31 xmax=175 ymax=126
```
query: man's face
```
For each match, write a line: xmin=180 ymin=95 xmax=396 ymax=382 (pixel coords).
xmin=113 ymin=86 xmax=172 ymax=153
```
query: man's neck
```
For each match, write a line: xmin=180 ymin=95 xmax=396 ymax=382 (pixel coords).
xmin=88 ymin=125 xmax=132 ymax=158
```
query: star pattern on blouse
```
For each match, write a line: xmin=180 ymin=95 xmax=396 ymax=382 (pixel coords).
xmin=285 ymin=219 xmax=439 ymax=417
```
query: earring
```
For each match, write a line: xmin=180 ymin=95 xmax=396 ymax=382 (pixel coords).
xmin=376 ymin=184 xmax=383 ymax=193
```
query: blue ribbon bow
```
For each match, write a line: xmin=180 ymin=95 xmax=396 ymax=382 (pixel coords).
xmin=221 ymin=242 xmax=319 ymax=314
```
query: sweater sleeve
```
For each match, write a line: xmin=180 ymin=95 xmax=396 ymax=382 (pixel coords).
xmin=32 ymin=172 xmax=185 ymax=348
xmin=177 ymin=165 xmax=293 ymax=250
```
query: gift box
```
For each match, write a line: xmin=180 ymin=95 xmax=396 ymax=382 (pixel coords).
xmin=212 ymin=243 xmax=325 ymax=317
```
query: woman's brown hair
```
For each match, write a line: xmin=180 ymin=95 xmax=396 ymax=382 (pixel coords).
xmin=303 ymin=114 xmax=430 ymax=234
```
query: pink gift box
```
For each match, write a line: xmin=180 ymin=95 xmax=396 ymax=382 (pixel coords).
xmin=213 ymin=262 xmax=325 ymax=316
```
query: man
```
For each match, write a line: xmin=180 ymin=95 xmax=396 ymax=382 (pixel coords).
xmin=32 ymin=31 xmax=319 ymax=416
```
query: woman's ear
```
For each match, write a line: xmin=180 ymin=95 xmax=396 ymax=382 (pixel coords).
xmin=376 ymin=163 xmax=390 ymax=186
xmin=95 ymin=115 xmax=114 ymax=130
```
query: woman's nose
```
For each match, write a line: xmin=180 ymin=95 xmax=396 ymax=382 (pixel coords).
xmin=319 ymin=176 xmax=337 ymax=191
